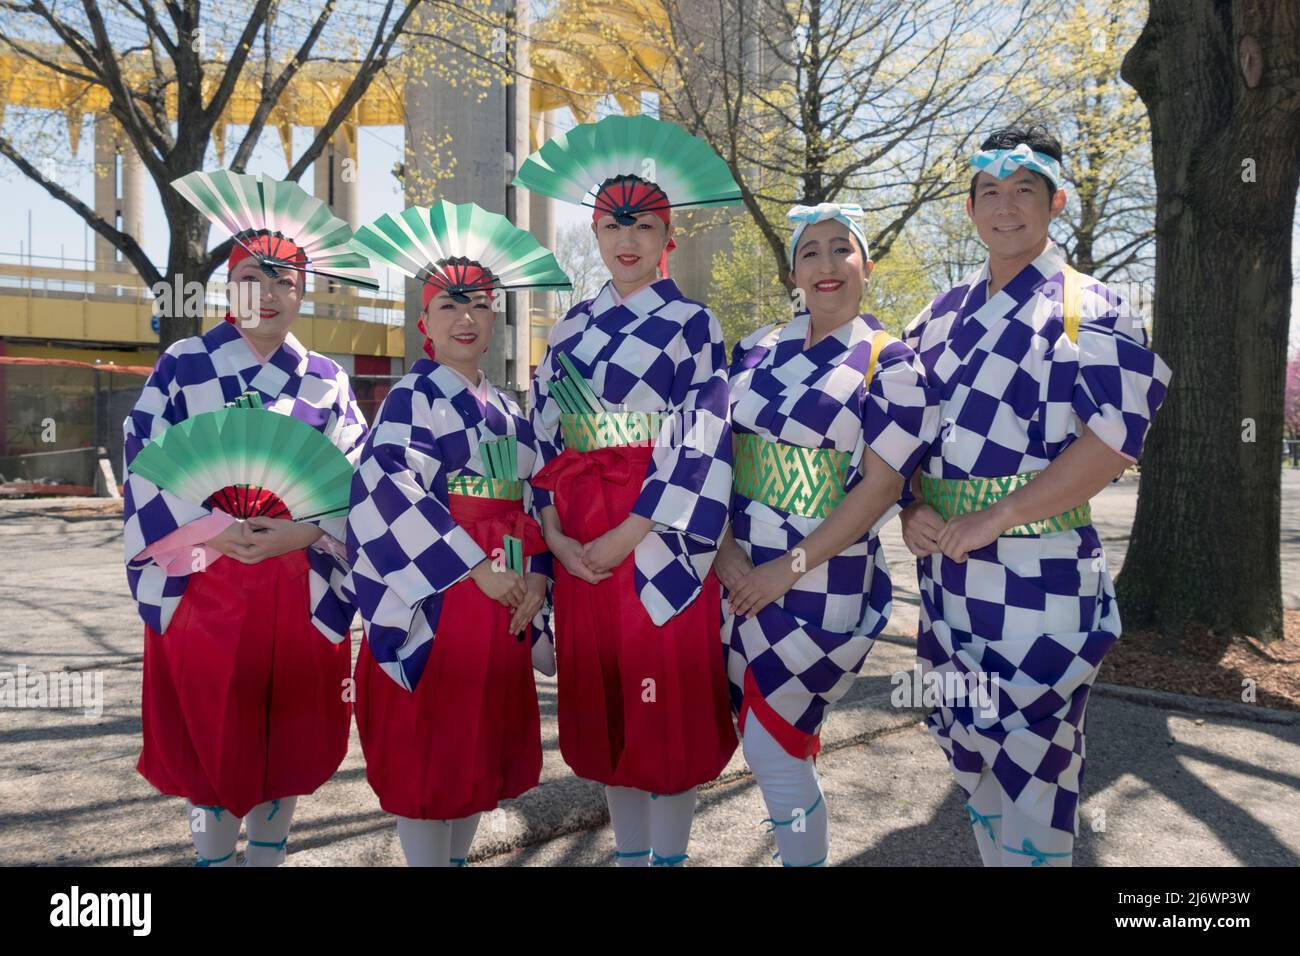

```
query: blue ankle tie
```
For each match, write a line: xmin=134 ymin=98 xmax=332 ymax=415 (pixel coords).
xmin=1002 ymin=838 xmax=1071 ymax=866
xmin=195 ymin=850 xmax=234 ymax=867
xmin=761 ymin=793 xmax=823 ymax=832
xmin=612 ymin=849 xmax=651 ymax=862
xmin=651 ymin=851 xmax=688 ymax=867
xmin=965 ymin=803 xmax=1002 ymax=843
xmin=450 ymin=857 xmax=468 ymax=867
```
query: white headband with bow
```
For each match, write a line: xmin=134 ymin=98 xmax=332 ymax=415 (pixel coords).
xmin=787 ymin=202 xmax=870 ymax=263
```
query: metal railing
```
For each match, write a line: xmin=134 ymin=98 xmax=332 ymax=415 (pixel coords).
xmin=0 ymin=250 xmax=406 ymax=326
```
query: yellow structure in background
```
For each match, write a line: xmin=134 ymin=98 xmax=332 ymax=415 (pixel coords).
xmin=0 ymin=3 xmax=670 ymax=365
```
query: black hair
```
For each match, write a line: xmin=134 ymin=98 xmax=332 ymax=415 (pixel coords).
xmin=968 ymin=124 xmax=1063 ymax=204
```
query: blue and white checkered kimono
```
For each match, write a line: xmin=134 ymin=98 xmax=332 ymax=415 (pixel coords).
xmin=122 ymin=320 xmax=367 ymax=643
xmin=346 ymin=360 xmax=549 ymax=691
xmin=724 ymin=312 xmax=938 ymax=755
xmin=529 ymin=277 xmax=733 ymax=622
xmin=904 ymin=240 xmax=1171 ymax=834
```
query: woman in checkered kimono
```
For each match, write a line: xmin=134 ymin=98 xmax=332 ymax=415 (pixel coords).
xmin=899 ymin=126 xmax=1171 ymax=867
xmin=718 ymin=204 xmax=939 ymax=867
xmin=343 ymin=202 xmax=566 ymax=866
xmin=123 ymin=227 xmax=368 ymax=867
xmin=517 ymin=115 xmax=742 ymax=866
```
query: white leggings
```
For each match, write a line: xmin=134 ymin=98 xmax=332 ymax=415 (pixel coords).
xmin=187 ymin=797 xmax=298 ymax=867
xmin=394 ymin=813 xmax=482 ymax=867
xmin=741 ymin=715 xmax=829 ymax=867
xmin=605 ymin=786 xmax=697 ymax=866
xmin=964 ymin=770 xmax=1075 ymax=867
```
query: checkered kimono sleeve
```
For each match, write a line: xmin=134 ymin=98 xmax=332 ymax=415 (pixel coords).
xmin=121 ymin=345 xmax=217 ymax=634
xmin=345 ymin=378 xmax=489 ymax=688
xmin=527 ymin=299 xmax=593 ymax=514
xmin=300 ymin=361 xmax=369 ymax=641
xmin=855 ymin=338 xmax=940 ymax=481
xmin=1058 ymin=286 xmax=1171 ymax=463
xmin=630 ymin=305 xmax=733 ymax=545
xmin=895 ymin=301 xmax=942 ymax=508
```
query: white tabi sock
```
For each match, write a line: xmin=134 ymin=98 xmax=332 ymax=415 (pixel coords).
xmin=243 ymin=797 xmax=297 ymax=867
xmin=742 ymin=715 xmax=828 ymax=867
xmin=187 ymin=800 xmax=240 ymax=867
xmin=604 ymin=786 xmax=652 ymax=866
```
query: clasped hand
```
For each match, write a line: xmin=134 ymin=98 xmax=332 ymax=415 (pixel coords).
xmin=899 ymin=503 xmax=1004 ymax=563
xmin=469 ymin=561 xmax=548 ymax=636
xmin=208 ymin=516 xmax=323 ymax=564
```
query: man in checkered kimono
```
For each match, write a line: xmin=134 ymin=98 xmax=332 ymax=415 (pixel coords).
xmin=899 ymin=125 xmax=1171 ymax=866
xmin=123 ymin=235 xmax=367 ymax=866
xmin=718 ymin=202 xmax=939 ymax=866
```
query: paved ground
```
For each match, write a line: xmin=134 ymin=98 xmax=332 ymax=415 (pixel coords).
xmin=1 ymin=472 xmax=1297 ymax=866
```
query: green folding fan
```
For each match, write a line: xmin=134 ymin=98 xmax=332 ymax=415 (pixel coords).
xmin=548 ymin=352 xmax=602 ymax=414
xmin=512 ymin=114 xmax=743 ymax=213
xmin=349 ymin=200 xmax=572 ymax=301
xmin=129 ymin=407 xmax=354 ymax=522
xmin=172 ymin=169 xmax=380 ymax=291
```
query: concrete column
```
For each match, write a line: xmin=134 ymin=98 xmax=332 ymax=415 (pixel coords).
xmin=402 ymin=0 xmax=513 ymax=384
xmin=528 ymin=109 xmax=557 ymax=377
xmin=93 ymin=116 xmax=146 ymax=296
xmin=506 ymin=0 xmax=531 ymax=396
xmin=313 ymin=125 xmax=359 ymax=319
xmin=92 ymin=116 xmax=118 ymax=277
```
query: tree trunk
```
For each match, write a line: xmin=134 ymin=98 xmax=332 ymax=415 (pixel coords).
xmin=1117 ymin=0 xmax=1300 ymax=643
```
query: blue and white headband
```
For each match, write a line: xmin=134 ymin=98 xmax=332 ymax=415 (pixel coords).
xmin=787 ymin=202 xmax=870 ymax=264
xmin=969 ymin=143 xmax=1064 ymax=191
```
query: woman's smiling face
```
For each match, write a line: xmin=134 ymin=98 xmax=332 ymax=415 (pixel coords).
xmin=791 ymin=218 xmax=873 ymax=317
xmin=227 ymin=258 xmax=304 ymax=336
xmin=422 ymin=288 xmax=496 ymax=370
xmin=592 ymin=212 xmax=671 ymax=290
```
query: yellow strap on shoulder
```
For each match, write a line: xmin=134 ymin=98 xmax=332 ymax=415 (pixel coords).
xmin=1061 ymin=264 xmax=1082 ymax=344
xmin=863 ymin=328 xmax=893 ymax=390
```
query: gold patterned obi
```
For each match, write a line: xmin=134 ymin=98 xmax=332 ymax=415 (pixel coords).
xmin=919 ymin=472 xmax=1091 ymax=537
xmin=731 ymin=432 xmax=851 ymax=520
xmin=445 ymin=474 xmax=524 ymax=501
xmin=560 ymin=410 xmax=663 ymax=452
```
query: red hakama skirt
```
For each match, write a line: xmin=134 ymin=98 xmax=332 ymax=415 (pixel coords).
xmin=137 ymin=548 xmax=351 ymax=819
xmin=354 ymin=495 xmax=545 ymax=820
xmin=532 ymin=444 xmax=736 ymax=794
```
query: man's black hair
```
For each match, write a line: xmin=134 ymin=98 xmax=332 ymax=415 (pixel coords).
xmin=968 ymin=124 xmax=1063 ymax=204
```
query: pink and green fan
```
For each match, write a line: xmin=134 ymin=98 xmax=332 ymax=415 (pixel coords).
xmin=172 ymin=168 xmax=380 ymax=291
xmin=128 ymin=407 xmax=353 ymax=522
xmin=512 ymin=114 xmax=743 ymax=213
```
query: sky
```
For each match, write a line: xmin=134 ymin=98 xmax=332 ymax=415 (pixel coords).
xmin=2 ymin=112 xmax=1298 ymax=355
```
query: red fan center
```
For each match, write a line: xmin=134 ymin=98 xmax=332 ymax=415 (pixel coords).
xmin=206 ymin=485 xmax=292 ymax=520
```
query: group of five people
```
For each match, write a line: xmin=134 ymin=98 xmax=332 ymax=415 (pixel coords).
xmin=122 ymin=117 xmax=1170 ymax=868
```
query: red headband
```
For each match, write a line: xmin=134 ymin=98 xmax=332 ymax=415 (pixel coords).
xmin=225 ymin=234 xmax=307 ymax=324
xmin=420 ymin=262 xmax=496 ymax=309
xmin=417 ymin=263 xmax=498 ymax=362
xmin=593 ymin=181 xmax=677 ymax=277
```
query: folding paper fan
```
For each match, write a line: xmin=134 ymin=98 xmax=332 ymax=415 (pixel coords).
xmin=172 ymin=169 xmax=380 ymax=291
xmin=512 ymin=114 xmax=743 ymax=213
xmin=349 ymin=200 xmax=572 ymax=302
xmin=129 ymin=408 xmax=353 ymax=522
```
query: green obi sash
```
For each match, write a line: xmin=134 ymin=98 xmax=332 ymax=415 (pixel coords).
xmin=446 ymin=435 xmax=523 ymax=500
xmin=445 ymin=475 xmax=523 ymax=501
xmin=919 ymin=472 xmax=1091 ymax=537
xmin=560 ymin=411 xmax=663 ymax=452
xmin=731 ymin=432 xmax=850 ymax=520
